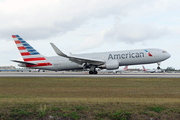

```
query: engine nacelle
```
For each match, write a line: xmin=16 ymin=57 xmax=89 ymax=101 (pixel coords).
xmin=105 ymin=60 xmax=119 ymax=70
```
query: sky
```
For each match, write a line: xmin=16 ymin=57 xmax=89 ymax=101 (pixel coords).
xmin=0 ymin=0 xmax=180 ymax=69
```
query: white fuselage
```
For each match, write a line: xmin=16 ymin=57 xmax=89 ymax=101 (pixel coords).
xmin=24 ymin=48 xmax=170 ymax=71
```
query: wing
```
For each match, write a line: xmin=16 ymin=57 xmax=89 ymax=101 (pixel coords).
xmin=50 ymin=43 xmax=105 ymax=66
xmin=11 ymin=60 xmax=37 ymax=65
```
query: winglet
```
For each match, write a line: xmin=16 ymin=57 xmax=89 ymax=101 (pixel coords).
xmin=50 ymin=43 xmax=68 ymax=58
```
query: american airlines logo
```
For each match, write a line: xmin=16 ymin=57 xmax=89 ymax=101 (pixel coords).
xmin=108 ymin=52 xmax=145 ymax=60
xmin=144 ymin=49 xmax=153 ymax=57
xmin=108 ymin=50 xmax=153 ymax=60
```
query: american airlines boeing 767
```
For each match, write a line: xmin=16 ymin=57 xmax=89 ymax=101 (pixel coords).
xmin=11 ymin=35 xmax=171 ymax=74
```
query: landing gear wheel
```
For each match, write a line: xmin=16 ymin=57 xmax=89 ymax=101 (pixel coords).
xmin=89 ymin=71 xmax=98 ymax=74
xmin=89 ymin=66 xmax=98 ymax=74
xmin=94 ymin=71 xmax=98 ymax=74
xmin=157 ymin=62 xmax=161 ymax=69
xmin=89 ymin=71 xmax=94 ymax=74
xmin=157 ymin=66 xmax=161 ymax=69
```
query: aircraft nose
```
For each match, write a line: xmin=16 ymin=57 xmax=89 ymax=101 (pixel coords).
xmin=167 ymin=53 xmax=171 ymax=59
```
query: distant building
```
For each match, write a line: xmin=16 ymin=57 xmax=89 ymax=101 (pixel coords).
xmin=0 ymin=66 xmax=16 ymax=69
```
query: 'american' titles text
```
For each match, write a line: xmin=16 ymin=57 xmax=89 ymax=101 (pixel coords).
xmin=108 ymin=52 xmax=144 ymax=60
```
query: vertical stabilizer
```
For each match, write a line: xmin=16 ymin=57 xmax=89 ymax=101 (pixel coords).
xmin=142 ymin=66 xmax=147 ymax=71
xmin=124 ymin=65 xmax=128 ymax=71
xmin=12 ymin=35 xmax=52 ymax=67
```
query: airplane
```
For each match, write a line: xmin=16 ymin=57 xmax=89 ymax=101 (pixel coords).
xmin=100 ymin=65 xmax=128 ymax=74
xmin=142 ymin=66 xmax=155 ymax=73
xmin=11 ymin=35 xmax=171 ymax=74
xmin=142 ymin=66 xmax=164 ymax=73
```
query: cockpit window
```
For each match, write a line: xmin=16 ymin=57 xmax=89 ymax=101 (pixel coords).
xmin=162 ymin=51 xmax=167 ymax=53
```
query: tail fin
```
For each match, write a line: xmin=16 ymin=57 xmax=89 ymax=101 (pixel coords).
xmin=12 ymin=35 xmax=51 ymax=67
xmin=124 ymin=65 xmax=128 ymax=71
xmin=142 ymin=66 xmax=147 ymax=71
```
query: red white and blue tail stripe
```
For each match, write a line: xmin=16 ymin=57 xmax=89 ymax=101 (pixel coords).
xmin=124 ymin=65 xmax=128 ymax=71
xmin=12 ymin=35 xmax=52 ymax=67
xmin=142 ymin=66 xmax=147 ymax=71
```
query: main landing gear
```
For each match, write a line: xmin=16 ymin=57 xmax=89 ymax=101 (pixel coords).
xmin=89 ymin=71 xmax=98 ymax=74
xmin=157 ymin=62 xmax=161 ymax=69
xmin=89 ymin=66 xmax=98 ymax=74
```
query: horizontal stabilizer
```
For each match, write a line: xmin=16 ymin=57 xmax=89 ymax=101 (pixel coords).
xmin=11 ymin=60 xmax=37 ymax=65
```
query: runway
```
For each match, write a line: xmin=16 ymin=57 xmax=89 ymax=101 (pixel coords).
xmin=0 ymin=72 xmax=180 ymax=78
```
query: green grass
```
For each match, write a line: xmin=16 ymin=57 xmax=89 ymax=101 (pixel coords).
xmin=0 ymin=77 xmax=180 ymax=119
xmin=149 ymin=106 xmax=165 ymax=113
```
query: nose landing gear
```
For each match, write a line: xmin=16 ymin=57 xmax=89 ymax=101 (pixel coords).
xmin=157 ymin=62 xmax=161 ymax=69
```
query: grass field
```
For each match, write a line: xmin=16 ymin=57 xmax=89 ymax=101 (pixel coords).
xmin=0 ymin=77 xmax=180 ymax=119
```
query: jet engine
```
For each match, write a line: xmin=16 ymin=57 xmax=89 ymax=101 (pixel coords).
xmin=105 ymin=60 xmax=119 ymax=70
